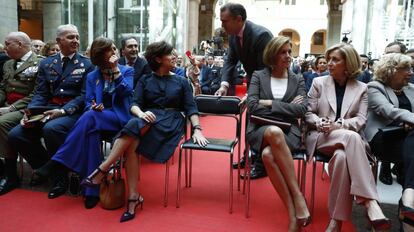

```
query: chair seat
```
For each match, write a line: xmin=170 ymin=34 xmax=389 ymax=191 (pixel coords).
xmin=314 ymin=151 xmax=331 ymax=162
xmin=292 ymin=149 xmax=307 ymax=160
xmin=181 ymin=138 xmax=237 ymax=152
xmin=249 ymin=148 xmax=307 ymax=160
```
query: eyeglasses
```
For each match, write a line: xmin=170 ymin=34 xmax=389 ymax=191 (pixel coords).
xmin=397 ymin=67 xmax=413 ymax=73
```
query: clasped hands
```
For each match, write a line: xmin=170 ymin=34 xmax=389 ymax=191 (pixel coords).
xmin=316 ymin=117 xmax=342 ymax=134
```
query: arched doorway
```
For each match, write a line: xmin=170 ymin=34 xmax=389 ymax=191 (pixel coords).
xmin=310 ymin=29 xmax=327 ymax=55
xmin=278 ymin=29 xmax=300 ymax=57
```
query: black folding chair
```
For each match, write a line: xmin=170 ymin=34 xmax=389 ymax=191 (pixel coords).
xmin=176 ymin=95 xmax=246 ymax=215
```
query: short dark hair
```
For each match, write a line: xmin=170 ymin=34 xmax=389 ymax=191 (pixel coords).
xmin=121 ymin=37 xmax=138 ymax=50
xmin=220 ymin=3 xmax=247 ymax=21
xmin=144 ymin=41 xmax=173 ymax=71
xmin=360 ymin=54 xmax=368 ymax=58
xmin=314 ymin=55 xmax=326 ymax=68
xmin=386 ymin=41 xmax=407 ymax=54
xmin=90 ymin=37 xmax=114 ymax=67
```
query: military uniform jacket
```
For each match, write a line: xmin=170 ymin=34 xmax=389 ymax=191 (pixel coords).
xmin=29 ymin=53 xmax=94 ymax=114
xmin=0 ymin=52 xmax=43 ymax=110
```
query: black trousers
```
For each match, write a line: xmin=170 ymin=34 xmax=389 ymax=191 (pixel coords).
xmin=371 ymin=129 xmax=414 ymax=189
xmin=403 ymin=130 xmax=414 ymax=189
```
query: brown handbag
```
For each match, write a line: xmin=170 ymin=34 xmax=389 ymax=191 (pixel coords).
xmin=99 ymin=161 xmax=125 ymax=210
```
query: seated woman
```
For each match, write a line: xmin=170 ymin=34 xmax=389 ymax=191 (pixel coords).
xmin=246 ymin=36 xmax=309 ymax=232
xmin=364 ymin=53 xmax=414 ymax=228
xmin=35 ymin=37 xmax=134 ymax=208
xmin=305 ymin=55 xmax=329 ymax=91
xmin=80 ymin=41 xmax=208 ymax=222
xmin=305 ymin=43 xmax=390 ymax=232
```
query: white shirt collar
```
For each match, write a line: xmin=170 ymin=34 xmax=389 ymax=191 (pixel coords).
xmin=60 ymin=52 xmax=76 ymax=61
xmin=20 ymin=51 xmax=33 ymax=62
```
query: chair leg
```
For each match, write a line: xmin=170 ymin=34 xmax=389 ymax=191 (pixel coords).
xmin=184 ymin=149 xmax=188 ymax=187
xmin=189 ymin=150 xmax=193 ymax=187
xmin=176 ymin=148 xmax=183 ymax=208
xmin=237 ymin=141 xmax=242 ymax=191
xmin=229 ymin=152 xmax=234 ymax=214
xmin=321 ymin=162 xmax=326 ymax=180
xmin=18 ymin=156 xmax=24 ymax=179
xmin=300 ymin=159 xmax=307 ymax=197
xmin=311 ymin=158 xmax=317 ymax=218
xmin=164 ymin=159 xmax=170 ymax=207
xmin=245 ymin=150 xmax=251 ymax=218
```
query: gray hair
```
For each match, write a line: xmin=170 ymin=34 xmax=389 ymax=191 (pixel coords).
xmin=56 ymin=24 xmax=78 ymax=38
xmin=6 ymin=31 xmax=31 ymax=48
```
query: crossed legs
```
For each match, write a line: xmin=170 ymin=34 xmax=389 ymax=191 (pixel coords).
xmin=261 ymin=126 xmax=309 ymax=231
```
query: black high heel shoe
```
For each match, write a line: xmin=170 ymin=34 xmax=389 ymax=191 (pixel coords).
xmin=399 ymin=198 xmax=414 ymax=222
xmin=366 ymin=214 xmax=391 ymax=231
xmin=80 ymin=167 xmax=107 ymax=187
xmin=120 ymin=195 xmax=144 ymax=223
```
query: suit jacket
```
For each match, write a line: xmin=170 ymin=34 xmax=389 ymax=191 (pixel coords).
xmin=305 ymin=75 xmax=368 ymax=158
xmin=29 ymin=52 xmax=94 ymax=114
xmin=85 ymin=64 xmax=134 ymax=125
xmin=365 ymin=81 xmax=414 ymax=141
xmin=119 ymin=56 xmax=151 ymax=87
xmin=221 ymin=20 xmax=273 ymax=85
xmin=0 ymin=52 xmax=43 ymax=110
xmin=246 ymin=68 xmax=307 ymax=151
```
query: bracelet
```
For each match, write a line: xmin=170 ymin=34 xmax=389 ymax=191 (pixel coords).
xmin=193 ymin=125 xmax=202 ymax=131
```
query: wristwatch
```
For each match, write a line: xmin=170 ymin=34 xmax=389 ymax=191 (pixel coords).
xmin=193 ymin=125 xmax=202 ymax=131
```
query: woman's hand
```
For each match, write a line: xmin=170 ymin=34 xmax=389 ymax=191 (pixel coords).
xmin=91 ymin=100 xmax=104 ymax=112
xmin=108 ymin=54 xmax=119 ymax=69
xmin=317 ymin=117 xmax=332 ymax=133
xmin=192 ymin=129 xmax=209 ymax=147
xmin=258 ymin=99 xmax=272 ymax=107
xmin=290 ymin=95 xmax=304 ymax=104
xmin=404 ymin=122 xmax=414 ymax=131
xmin=138 ymin=111 xmax=156 ymax=123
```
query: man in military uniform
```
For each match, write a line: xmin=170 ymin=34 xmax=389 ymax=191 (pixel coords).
xmin=0 ymin=31 xmax=42 ymax=195
xmin=6 ymin=25 xmax=93 ymax=203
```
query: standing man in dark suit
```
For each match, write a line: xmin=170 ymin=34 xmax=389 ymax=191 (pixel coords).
xmin=6 ymin=25 xmax=94 ymax=201
xmin=215 ymin=3 xmax=273 ymax=179
xmin=119 ymin=37 xmax=151 ymax=87
xmin=0 ymin=32 xmax=43 ymax=194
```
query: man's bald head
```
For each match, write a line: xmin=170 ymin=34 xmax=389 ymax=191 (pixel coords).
xmin=4 ymin=31 xmax=32 ymax=59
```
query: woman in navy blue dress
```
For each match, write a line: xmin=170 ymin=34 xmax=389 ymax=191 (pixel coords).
xmin=81 ymin=41 xmax=208 ymax=222
xmin=34 ymin=37 xmax=134 ymax=208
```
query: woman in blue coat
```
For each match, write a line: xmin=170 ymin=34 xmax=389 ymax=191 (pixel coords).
xmin=81 ymin=41 xmax=209 ymax=222
xmin=35 ymin=37 xmax=134 ymax=208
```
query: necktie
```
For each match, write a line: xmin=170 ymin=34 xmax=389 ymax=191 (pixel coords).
xmin=127 ymin=60 xmax=134 ymax=66
xmin=14 ymin=58 xmax=22 ymax=69
xmin=62 ymin=57 xmax=70 ymax=72
xmin=236 ymin=36 xmax=243 ymax=49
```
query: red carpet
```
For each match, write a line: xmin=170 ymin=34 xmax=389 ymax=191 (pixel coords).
xmin=0 ymin=108 xmax=357 ymax=231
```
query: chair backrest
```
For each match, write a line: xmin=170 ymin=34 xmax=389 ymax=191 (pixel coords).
xmin=195 ymin=95 xmax=242 ymax=115
xmin=194 ymin=95 xmax=245 ymax=140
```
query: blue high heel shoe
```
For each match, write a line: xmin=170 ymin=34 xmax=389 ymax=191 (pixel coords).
xmin=120 ymin=195 xmax=144 ymax=223
xmin=80 ymin=167 xmax=107 ymax=187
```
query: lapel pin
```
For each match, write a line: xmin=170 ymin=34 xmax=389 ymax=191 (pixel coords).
xmin=53 ymin=59 xmax=57 ymax=64
xmin=80 ymin=63 xmax=84 ymax=67
xmin=74 ymin=59 xmax=79 ymax=64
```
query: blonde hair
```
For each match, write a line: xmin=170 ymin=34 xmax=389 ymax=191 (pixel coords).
xmin=263 ymin=36 xmax=291 ymax=68
xmin=374 ymin=53 xmax=412 ymax=84
xmin=325 ymin=43 xmax=361 ymax=79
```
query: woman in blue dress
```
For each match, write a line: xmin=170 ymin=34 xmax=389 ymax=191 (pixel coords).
xmin=81 ymin=41 xmax=208 ymax=222
xmin=34 ymin=37 xmax=134 ymax=208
